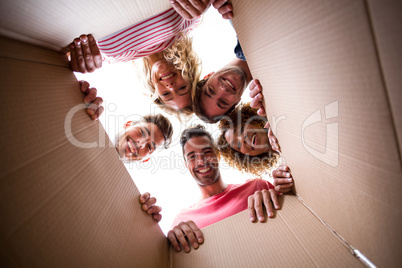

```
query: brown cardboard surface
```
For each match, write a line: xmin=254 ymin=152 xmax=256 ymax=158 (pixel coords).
xmin=1 ymin=0 xmax=402 ymax=266
xmin=0 ymin=36 xmax=168 ymax=267
xmin=171 ymin=195 xmax=363 ymax=268
xmin=0 ymin=0 xmax=171 ymax=51
xmin=233 ymin=0 xmax=402 ymax=266
xmin=367 ymin=0 xmax=402 ymax=161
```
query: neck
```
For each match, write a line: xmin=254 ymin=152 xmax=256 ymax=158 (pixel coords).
xmin=145 ymin=52 xmax=164 ymax=66
xmin=198 ymin=176 xmax=227 ymax=199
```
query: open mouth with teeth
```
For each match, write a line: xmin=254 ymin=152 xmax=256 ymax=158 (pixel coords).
xmin=126 ymin=137 xmax=138 ymax=157
xmin=160 ymin=72 xmax=176 ymax=81
xmin=196 ymin=166 xmax=213 ymax=175
xmin=222 ymin=78 xmax=236 ymax=93
xmin=251 ymin=133 xmax=257 ymax=146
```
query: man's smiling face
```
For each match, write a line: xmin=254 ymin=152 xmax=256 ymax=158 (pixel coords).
xmin=184 ymin=135 xmax=221 ymax=186
xmin=116 ymin=122 xmax=165 ymax=161
xmin=199 ymin=66 xmax=246 ymax=120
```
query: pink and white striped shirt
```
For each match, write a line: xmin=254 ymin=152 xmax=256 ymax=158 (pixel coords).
xmin=98 ymin=8 xmax=202 ymax=63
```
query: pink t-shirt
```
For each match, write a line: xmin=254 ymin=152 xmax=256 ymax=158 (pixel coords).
xmin=98 ymin=8 xmax=202 ymax=63
xmin=171 ymin=179 xmax=276 ymax=229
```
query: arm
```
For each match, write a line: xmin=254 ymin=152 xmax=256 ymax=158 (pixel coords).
xmin=167 ymin=221 xmax=204 ymax=253
xmin=139 ymin=192 xmax=162 ymax=222
xmin=272 ymin=166 xmax=293 ymax=194
xmin=69 ymin=34 xmax=102 ymax=73
xmin=248 ymin=188 xmax=280 ymax=222
xmin=79 ymin=81 xmax=104 ymax=120
xmin=170 ymin=0 xmax=233 ymax=20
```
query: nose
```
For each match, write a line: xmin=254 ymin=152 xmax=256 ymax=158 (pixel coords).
xmin=236 ymin=136 xmax=246 ymax=150
xmin=136 ymin=136 xmax=148 ymax=148
xmin=196 ymin=154 xmax=205 ymax=166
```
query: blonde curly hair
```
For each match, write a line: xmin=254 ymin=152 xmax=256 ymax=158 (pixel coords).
xmin=142 ymin=34 xmax=201 ymax=118
xmin=217 ymin=103 xmax=279 ymax=176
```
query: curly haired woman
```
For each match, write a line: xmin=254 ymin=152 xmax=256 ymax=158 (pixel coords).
xmin=217 ymin=102 xmax=293 ymax=193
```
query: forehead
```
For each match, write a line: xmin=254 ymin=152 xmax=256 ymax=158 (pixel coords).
xmin=184 ymin=135 xmax=214 ymax=153
xmin=224 ymin=129 xmax=235 ymax=142
xmin=135 ymin=122 xmax=165 ymax=143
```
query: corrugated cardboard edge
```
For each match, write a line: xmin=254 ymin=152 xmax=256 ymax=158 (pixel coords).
xmin=366 ymin=0 xmax=402 ymax=166
xmin=170 ymin=195 xmax=364 ymax=268
xmin=0 ymin=0 xmax=172 ymax=51
xmin=0 ymin=36 xmax=169 ymax=267
xmin=231 ymin=0 xmax=402 ymax=266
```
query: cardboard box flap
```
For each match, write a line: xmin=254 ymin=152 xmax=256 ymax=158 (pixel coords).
xmin=232 ymin=0 xmax=402 ymax=266
xmin=0 ymin=36 xmax=168 ymax=267
xmin=0 ymin=0 xmax=171 ymax=51
xmin=171 ymin=195 xmax=363 ymax=267
xmin=367 ymin=0 xmax=402 ymax=159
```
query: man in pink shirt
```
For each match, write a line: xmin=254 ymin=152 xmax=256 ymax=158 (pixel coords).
xmin=167 ymin=125 xmax=286 ymax=253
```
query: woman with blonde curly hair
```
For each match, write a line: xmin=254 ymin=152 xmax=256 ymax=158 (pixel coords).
xmin=140 ymin=34 xmax=200 ymax=117
xmin=217 ymin=102 xmax=280 ymax=177
xmin=68 ymin=2 xmax=233 ymax=116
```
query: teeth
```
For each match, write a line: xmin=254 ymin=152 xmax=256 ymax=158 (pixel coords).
xmin=161 ymin=73 xmax=174 ymax=80
xmin=198 ymin=167 xmax=211 ymax=174
xmin=127 ymin=140 xmax=134 ymax=153
xmin=127 ymin=139 xmax=136 ymax=155
xmin=224 ymin=78 xmax=234 ymax=89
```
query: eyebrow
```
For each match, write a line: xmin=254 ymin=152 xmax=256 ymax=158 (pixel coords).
xmin=144 ymin=127 xmax=151 ymax=137
xmin=186 ymin=151 xmax=195 ymax=159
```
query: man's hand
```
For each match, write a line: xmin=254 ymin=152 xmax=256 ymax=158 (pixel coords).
xmin=170 ymin=0 xmax=233 ymax=20
xmin=249 ymin=79 xmax=266 ymax=116
xmin=69 ymin=34 xmax=102 ymax=73
xmin=272 ymin=166 xmax=293 ymax=193
xmin=264 ymin=122 xmax=281 ymax=153
xmin=167 ymin=221 xmax=204 ymax=253
xmin=139 ymin=192 xmax=162 ymax=222
xmin=248 ymin=189 xmax=280 ymax=222
xmin=79 ymin=81 xmax=104 ymax=120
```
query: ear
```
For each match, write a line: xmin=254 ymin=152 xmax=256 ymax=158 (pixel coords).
xmin=140 ymin=158 xmax=150 ymax=163
xmin=183 ymin=159 xmax=187 ymax=168
xmin=123 ymin=121 xmax=134 ymax=129
xmin=203 ymin=72 xmax=215 ymax=80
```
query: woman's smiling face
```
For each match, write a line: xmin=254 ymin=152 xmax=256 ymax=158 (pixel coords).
xmin=151 ymin=60 xmax=192 ymax=110
xmin=224 ymin=123 xmax=270 ymax=156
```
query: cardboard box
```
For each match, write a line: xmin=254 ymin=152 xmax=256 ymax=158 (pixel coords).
xmin=0 ymin=0 xmax=401 ymax=267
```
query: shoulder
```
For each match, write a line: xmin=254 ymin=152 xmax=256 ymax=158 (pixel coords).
xmin=245 ymin=178 xmax=273 ymax=190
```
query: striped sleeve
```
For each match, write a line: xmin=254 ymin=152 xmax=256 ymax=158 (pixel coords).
xmin=98 ymin=8 xmax=202 ymax=63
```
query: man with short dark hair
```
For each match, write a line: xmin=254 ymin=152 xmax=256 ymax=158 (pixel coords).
xmin=167 ymin=125 xmax=281 ymax=253
xmin=193 ymin=58 xmax=253 ymax=123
